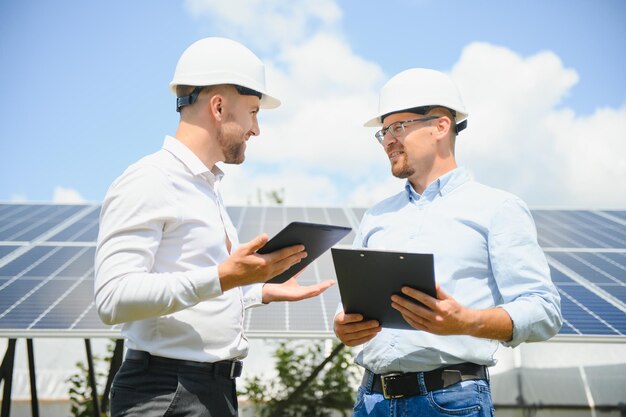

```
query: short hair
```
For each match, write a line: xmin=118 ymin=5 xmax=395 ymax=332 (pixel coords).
xmin=425 ymin=106 xmax=458 ymax=136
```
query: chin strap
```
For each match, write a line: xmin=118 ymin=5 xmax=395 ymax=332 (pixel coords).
xmin=456 ymin=119 xmax=468 ymax=134
xmin=176 ymin=86 xmax=204 ymax=112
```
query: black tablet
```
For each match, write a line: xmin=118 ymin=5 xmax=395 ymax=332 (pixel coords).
xmin=258 ymin=221 xmax=352 ymax=284
xmin=331 ymin=248 xmax=435 ymax=330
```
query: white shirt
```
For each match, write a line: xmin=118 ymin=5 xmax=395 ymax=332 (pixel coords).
xmin=94 ymin=136 xmax=263 ymax=362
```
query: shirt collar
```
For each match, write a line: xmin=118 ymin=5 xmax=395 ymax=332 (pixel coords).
xmin=162 ymin=135 xmax=224 ymax=180
xmin=405 ymin=167 xmax=470 ymax=202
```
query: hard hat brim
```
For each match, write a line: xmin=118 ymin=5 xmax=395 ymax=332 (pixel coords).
xmin=259 ymin=94 xmax=281 ymax=109
xmin=363 ymin=115 xmax=385 ymax=128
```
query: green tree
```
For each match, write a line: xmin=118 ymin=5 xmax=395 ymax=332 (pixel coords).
xmin=240 ymin=340 xmax=359 ymax=417
xmin=66 ymin=340 xmax=115 ymax=417
xmin=253 ymin=187 xmax=286 ymax=205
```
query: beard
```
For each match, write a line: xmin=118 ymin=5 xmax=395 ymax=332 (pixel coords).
xmin=389 ymin=150 xmax=415 ymax=179
xmin=217 ymin=117 xmax=247 ymax=164
xmin=221 ymin=137 xmax=246 ymax=164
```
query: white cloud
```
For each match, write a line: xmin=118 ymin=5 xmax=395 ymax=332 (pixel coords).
xmin=246 ymin=32 xmax=386 ymax=186
xmin=219 ymin=164 xmax=340 ymax=206
xmin=10 ymin=194 xmax=28 ymax=203
xmin=183 ymin=1 xmax=387 ymax=203
xmin=184 ymin=0 xmax=341 ymax=48
xmin=184 ymin=4 xmax=626 ymax=209
xmin=345 ymin=176 xmax=407 ymax=207
xmin=249 ymin=93 xmax=382 ymax=178
xmin=257 ymin=32 xmax=384 ymax=173
xmin=452 ymin=43 xmax=579 ymax=161
xmin=450 ymin=42 xmax=626 ymax=208
xmin=52 ymin=186 xmax=85 ymax=204
xmin=545 ymin=106 xmax=626 ymax=208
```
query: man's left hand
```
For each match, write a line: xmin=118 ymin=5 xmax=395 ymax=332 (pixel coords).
xmin=391 ymin=284 xmax=514 ymax=340
xmin=390 ymin=284 xmax=475 ymax=335
xmin=262 ymin=275 xmax=335 ymax=303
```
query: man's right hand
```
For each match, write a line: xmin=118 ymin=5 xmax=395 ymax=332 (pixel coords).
xmin=218 ymin=234 xmax=307 ymax=292
xmin=334 ymin=311 xmax=381 ymax=347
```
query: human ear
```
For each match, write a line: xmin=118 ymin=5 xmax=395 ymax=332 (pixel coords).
xmin=435 ymin=116 xmax=452 ymax=138
xmin=209 ymin=94 xmax=224 ymax=121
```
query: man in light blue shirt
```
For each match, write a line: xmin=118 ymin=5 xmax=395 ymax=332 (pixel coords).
xmin=334 ymin=68 xmax=562 ymax=416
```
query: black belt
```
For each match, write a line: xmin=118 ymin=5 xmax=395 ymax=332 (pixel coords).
xmin=364 ymin=362 xmax=488 ymax=399
xmin=125 ymin=349 xmax=243 ymax=379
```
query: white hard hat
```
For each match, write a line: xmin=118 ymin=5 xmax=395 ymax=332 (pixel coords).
xmin=170 ymin=37 xmax=280 ymax=110
xmin=364 ymin=68 xmax=468 ymax=133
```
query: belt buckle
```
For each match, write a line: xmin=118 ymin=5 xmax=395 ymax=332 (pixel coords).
xmin=229 ymin=361 xmax=241 ymax=379
xmin=441 ymin=369 xmax=463 ymax=389
xmin=381 ymin=373 xmax=405 ymax=399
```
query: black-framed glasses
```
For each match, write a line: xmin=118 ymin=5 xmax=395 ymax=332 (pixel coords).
xmin=374 ymin=116 xmax=440 ymax=145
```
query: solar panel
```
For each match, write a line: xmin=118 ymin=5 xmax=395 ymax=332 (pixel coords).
xmin=0 ymin=245 xmax=19 ymax=261
xmin=0 ymin=204 xmax=88 ymax=241
xmin=601 ymin=210 xmax=626 ymax=223
xmin=0 ymin=204 xmax=624 ymax=340
xmin=550 ymin=268 xmax=626 ymax=335
xmin=535 ymin=209 xmax=626 ymax=337
xmin=241 ymin=206 xmax=353 ymax=337
xmin=47 ymin=208 xmax=100 ymax=242
xmin=533 ymin=210 xmax=626 ymax=248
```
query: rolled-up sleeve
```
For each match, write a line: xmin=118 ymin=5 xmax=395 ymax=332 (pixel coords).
xmin=489 ymin=198 xmax=563 ymax=347
xmin=94 ymin=164 xmax=222 ymax=325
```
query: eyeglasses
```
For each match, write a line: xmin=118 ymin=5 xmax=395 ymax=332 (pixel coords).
xmin=374 ymin=116 xmax=440 ymax=145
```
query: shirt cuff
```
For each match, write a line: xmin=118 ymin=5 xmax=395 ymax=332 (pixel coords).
xmin=499 ymin=302 xmax=531 ymax=348
xmin=188 ymin=266 xmax=223 ymax=300
xmin=242 ymin=283 xmax=264 ymax=309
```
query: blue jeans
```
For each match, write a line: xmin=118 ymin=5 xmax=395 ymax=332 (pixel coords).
xmin=353 ymin=371 xmax=494 ymax=417
xmin=110 ymin=357 xmax=238 ymax=417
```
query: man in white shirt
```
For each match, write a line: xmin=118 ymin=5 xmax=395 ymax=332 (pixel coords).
xmin=95 ymin=37 xmax=334 ymax=417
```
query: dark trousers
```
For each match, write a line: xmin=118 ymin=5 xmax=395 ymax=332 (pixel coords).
xmin=110 ymin=356 xmax=238 ymax=417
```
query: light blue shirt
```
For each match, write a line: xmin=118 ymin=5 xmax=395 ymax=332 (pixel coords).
xmin=352 ymin=167 xmax=562 ymax=373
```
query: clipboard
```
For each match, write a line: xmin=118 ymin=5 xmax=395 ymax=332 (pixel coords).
xmin=331 ymin=247 xmax=435 ymax=330
xmin=258 ymin=222 xmax=352 ymax=284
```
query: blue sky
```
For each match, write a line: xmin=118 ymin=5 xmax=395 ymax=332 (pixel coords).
xmin=1 ymin=0 xmax=625 ymax=208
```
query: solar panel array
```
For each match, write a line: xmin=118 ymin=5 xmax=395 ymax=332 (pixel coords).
xmin=533 ymin=210 xmax=626 ymax=336
xmin=0 ymin=204 xmax=625 ymax=339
